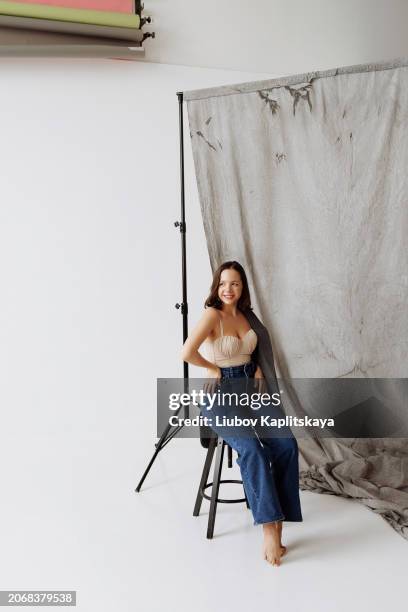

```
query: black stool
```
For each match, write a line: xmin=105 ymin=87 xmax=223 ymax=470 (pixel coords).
xmin=193 ymin=435 xmax=250 ymax=539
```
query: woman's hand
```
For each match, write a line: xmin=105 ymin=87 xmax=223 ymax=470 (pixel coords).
xmin=254 ymin=366 xmax=266 ymax=393
xmin=203 ymin=365 xmax=222 ymax=395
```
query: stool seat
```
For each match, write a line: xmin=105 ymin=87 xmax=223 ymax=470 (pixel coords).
xmin=193 ymin=436 xmax=249 ymax=539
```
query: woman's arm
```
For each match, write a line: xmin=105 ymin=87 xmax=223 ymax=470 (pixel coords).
xmin=181 ymin=307 xmax=220 ymax=372
xmin=254 ymin=364 xmax=266 ymax=393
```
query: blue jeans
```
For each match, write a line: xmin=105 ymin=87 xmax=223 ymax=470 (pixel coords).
xmin=201 ymin=361 xmax=303 ymax=525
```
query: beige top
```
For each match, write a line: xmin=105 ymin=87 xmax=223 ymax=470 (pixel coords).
xmin=205 ymin=313 xmax=258 ymax=367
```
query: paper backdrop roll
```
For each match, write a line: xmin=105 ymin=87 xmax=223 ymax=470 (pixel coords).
xmin=0 ymin=0 xmax=140 ymax=27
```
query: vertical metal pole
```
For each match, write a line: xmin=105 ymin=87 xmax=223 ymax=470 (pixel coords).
xmin=177 ymin=91 xmax=189 ymax=380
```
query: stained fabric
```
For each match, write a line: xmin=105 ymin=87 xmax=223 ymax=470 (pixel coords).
xmin=186 ymin=58 xmax=408 ymax=539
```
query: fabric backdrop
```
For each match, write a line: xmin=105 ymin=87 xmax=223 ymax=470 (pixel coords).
xmin=185 ymin=58 xmax=408 ymax=539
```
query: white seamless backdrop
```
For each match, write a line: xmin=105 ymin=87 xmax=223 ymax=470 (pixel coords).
xmin=0 ymin=58 xmax=407 ymax=612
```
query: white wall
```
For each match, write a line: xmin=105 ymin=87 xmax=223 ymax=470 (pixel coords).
xmin=144 ymin=0 xmax=408 ymax=74
xmin=0 ymin=60 xmax=273 ymax=444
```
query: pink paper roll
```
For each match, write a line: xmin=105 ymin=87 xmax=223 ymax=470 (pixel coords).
xmin=8 ymin=0 xmax=135 ymax=14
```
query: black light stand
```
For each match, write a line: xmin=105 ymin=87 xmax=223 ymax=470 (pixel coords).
xmin=135 ymin=91 xmax=188 ymax=492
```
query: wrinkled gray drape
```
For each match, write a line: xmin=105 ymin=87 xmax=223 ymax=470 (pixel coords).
xmin=185 ymin=58 xmax=408 ymax=539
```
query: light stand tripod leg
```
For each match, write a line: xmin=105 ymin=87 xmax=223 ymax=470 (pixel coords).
xmin=135 ymin=404 xmax=184 ymax=492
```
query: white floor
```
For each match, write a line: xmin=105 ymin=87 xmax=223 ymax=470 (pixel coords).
xmin=0 ymin=432 xmax=406 ymax=612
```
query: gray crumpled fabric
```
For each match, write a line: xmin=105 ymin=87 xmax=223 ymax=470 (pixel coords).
xmin=298 ymin=438 xmax=408 ymax=539
xmin=185 ymin=59 xmax=408 ymax=539
xmin=245 ymin=307 xmax=408 ymax=539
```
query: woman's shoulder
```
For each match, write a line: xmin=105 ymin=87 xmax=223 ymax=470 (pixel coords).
xmin=200 ymin=307 xmax=220 ymax=341
xmin=204 ymin=305 xmax=220 ymax=316
xmin=202 ymin=306 xmax=221 ymax=324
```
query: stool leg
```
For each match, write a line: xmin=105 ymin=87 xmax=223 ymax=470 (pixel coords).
xmin=227 ymin=444 xmax=232 ymax=468
xmin=193 ymin=436 xmax=217 ymax=517
xmin=207 ymin=438 xmax=225 ymax=539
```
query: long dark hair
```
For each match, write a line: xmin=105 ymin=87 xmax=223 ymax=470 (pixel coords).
xmin=204 ymin=261 xmax=252 ymax=311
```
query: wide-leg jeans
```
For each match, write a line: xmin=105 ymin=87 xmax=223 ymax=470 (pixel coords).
xmin=200 ymin=360 xmax=303 ymax=525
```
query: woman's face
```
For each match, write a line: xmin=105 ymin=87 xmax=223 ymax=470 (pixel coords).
xmin=217 ymin=268 xmax=243 ymax=307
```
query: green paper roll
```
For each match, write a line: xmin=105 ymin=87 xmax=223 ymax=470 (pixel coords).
xmin=0 ymin=0 xmax=140 ymax=28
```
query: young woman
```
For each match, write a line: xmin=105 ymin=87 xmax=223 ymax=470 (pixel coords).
xmin=181 ymin=261 xmax=302 ymax=566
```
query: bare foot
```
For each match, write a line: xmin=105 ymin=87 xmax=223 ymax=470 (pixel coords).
xmin=262 ymin=522 xmax=282 ymax=566
xmin=277 ymin=521 xmax=287 ymax=556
